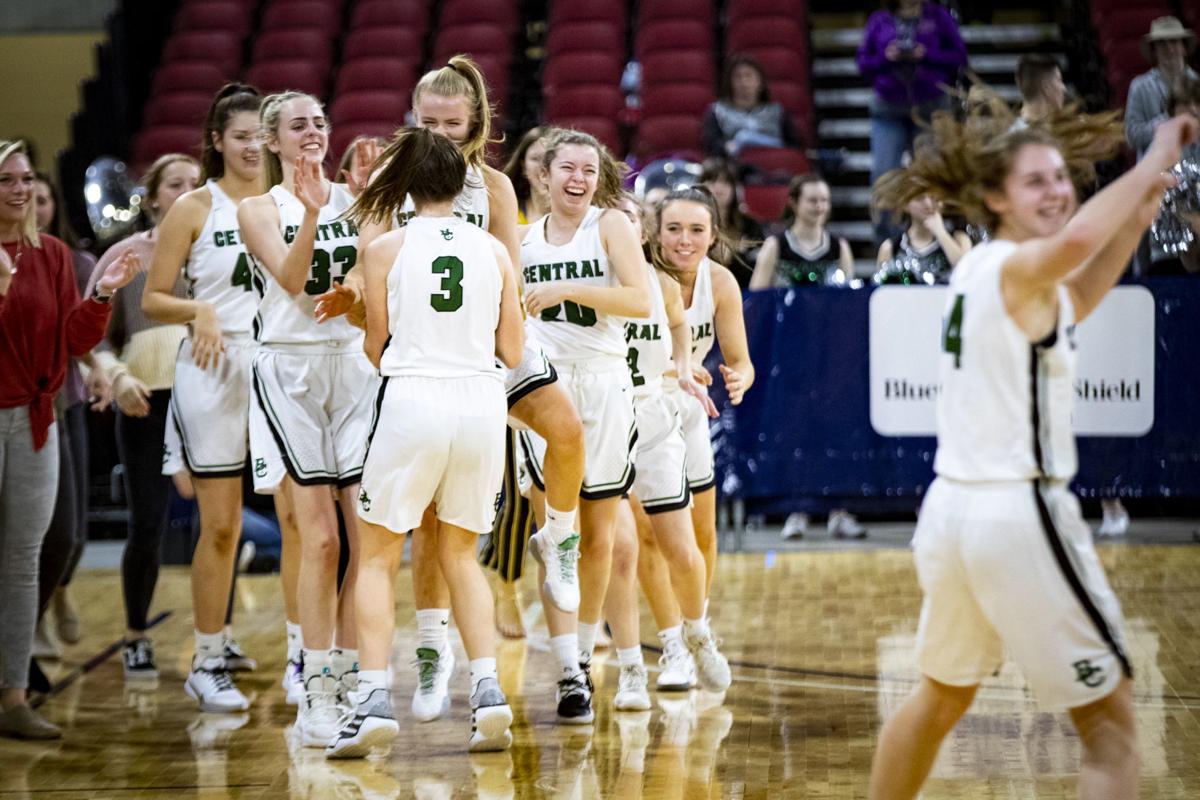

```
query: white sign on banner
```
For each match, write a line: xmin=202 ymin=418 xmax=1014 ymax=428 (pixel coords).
xmin=868 ymin=286 xmax=1155 ymax=437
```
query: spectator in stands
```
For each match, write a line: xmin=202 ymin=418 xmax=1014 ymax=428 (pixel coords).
xmin=702 ymin=55 xmax=802 ymax=160
xmin=1 ymin=139 xmax=136 ymax=740
xmin=700 ymin=158 xmax=763 ymax=285
xmin=857 ymin=0 xmax=967 ymax=242
xmin=502 ymin=126 xmax=549 ymax=224
xmin=750 ymin=174 xmax=853 ymax=288
xmin=1014 ymin=54 xmax=1066 ymax=128
xmin=874 ymin=194 xmax=972 ymax=283
xmin=1126 ymin=16 xmax=1196 ymax=160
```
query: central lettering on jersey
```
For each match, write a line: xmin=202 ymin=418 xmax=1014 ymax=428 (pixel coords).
xmin=213 ymin=229 xmax=243 ymax=247
xmin=523 ymin=259 xmax=604 ymax=285
xmin=691 ymin=322 xmax=712 ymax=346
xmin=282 ymin=219 xmax=359 ymax=244
xmin=624 ymin=321 xmax=661 ymax=342
xmin=398 ymin=209 xmax=484 ymax=228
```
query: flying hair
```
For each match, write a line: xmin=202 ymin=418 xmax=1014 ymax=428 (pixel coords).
xmin=259 ymin=91 xmax=324 ymax=190
xmin=201 ymin=83 xmax=262 ymax=182
xmin=872 ymin=86 xmax=1124 ymax=231
xmin=412 ymin=55 xmax=496 ymax=168
xmin=347 ymin=128 xmax=466 ymax=227
xmin=539 ymin=127 xmax=628 ymax=209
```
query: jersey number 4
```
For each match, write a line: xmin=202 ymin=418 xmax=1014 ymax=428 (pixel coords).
xmin=430 ymin=255 xmax=464 ymax=312
xmin=231 ymin=254 xmax=253 ymax=292
xmin=941 ymin=293 xmax=964 ymax=368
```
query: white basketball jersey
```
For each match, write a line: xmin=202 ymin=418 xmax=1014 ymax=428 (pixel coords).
xmin=184 ymin=181 xmax=258 ymax=335
xmin=378 ymin=216 xmax=503 ymax=380
xmin=933 ymin=240 xmax=1078 ymax=482
xmin=521 ymin=206 xmax=624 ymax=362
xmin=624 ymin=264 xmax=672 ymax=397
xmin=685 ymin=257 xmax=716 ymax=362
xmin=396 ymin=164 xmax=489 ymax=231
xmin=251 ymin=183 xmax=360 ymax=345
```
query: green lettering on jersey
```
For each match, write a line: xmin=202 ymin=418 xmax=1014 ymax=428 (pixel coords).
xmin=329 ymin=221 xmax=347 ymax=240
xmin=537 ymin=263 xmax=552 ymax=283
xmin=941 ymin=293 xmax=965 ymax=368
xmin=231 ymin=253 xmax=253 ymax=292
xmin=565 ymin=261 xmax=580 ymax=280
xmin=580 ymin=260 xmax=595 ymax=278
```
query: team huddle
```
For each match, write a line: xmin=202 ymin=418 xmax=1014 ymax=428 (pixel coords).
xmin=140 ymin=55 xmax=750 ymax=758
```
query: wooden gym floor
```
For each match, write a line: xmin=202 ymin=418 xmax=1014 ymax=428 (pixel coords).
xmin=3 ymin=540 xmax=1198 ymax=799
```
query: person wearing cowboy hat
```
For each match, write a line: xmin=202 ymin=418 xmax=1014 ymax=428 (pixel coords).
xmin=1126 ymin=15 xmax=1197 ymax=160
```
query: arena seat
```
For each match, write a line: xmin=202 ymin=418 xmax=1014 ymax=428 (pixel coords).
xmin=162 ymin=32 xmax=243 ymax=76
xmin=432 ymin=24 xmax=515 ymax=66
xmin=550 ymin=0 xmax=627 ymax=28
xmin=738 ymin=146 xmax=810 ymax=178
xmin=741 ymin=182 xmax=791 ymax=222
xmin=172 ymin=2 xmax=252 ymax=35
xmin=546 ymin=21 xmax=624 ymax=58
xmin=635 ymin=20 xmax=714 ymax=61
xmin=637 ymin=0 xmax=715 ymax=26
xmin=335 ymin=58 xmax=419 ymax=96
xmin=151 ymin=62 xmax=231 ymax=96
xmin=727 ymin=17 xmax=808 ymax=55
xmin=639 ymin=51 xmax=717 ymax=91
xmin=634 ymin=115 xmax=704 ymax=160
xmin=252 ymin=30 xmax=334 ymax=73
xmin=133 ymin=125 xmax=201 ymax=170
xmin=545 ymin=84 xmax=626 ymax=122
xmin=143 ymin=92 xmax=216 ymax=128
xmin=343 ymin=27 xmax=424 ymax=62
xmin=261 ymin=1 xmax=342 ymax=34
xmin=551 ymin=117 xmax=622 ymax=153
xmin=439 ymin=1 xmax=519 ymax=33
xmin=330 ymin=90 xmax=409 ymax=125
xmin=727 ymin=0 xmax=806 ymax=22
xmin=640 ymin=84 xmax=715 ymax=118
xmin=351 ymin=0 xmax=430 ymax=31
xmin=245 ymin=59 xmax=326 ymax=96
xmin=544 ymin=52 xmax=625 ymax=92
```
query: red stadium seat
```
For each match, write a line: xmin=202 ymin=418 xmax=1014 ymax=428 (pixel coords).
xmin=543 ymin=52 xmax=624 ymax=91
xmin=768 ymin=81 xmax=812 ymax=121
xmin=727 ymin=0 xmax=806 ymax=23
xmin=343 ymin=27 xmax=424 ymax=62
xmin=635 ymin=115 xmax=704 ymax=160
xmin=636 ymin=20 xmax=713 ymax=59
xmin=550 ymin=0 xmax=626 ymax=28
xmin=330 ymin=90 xmax=408 ymax=124
xmin=173 ymin=2 xmax=252 ymax=34
xmin=439 ymin=1 xmax=519 ymax=32
xmin=737 ymin=146 xmax=810 ymax=178
xmin=640 ymin=83 xmax=715 ymax=117
xmin=727 ymin=17 xmax=808 ymax=54
xmin=640 ymin=51 xmax=717 ymax=90
xmin=638 ymin=0 xmax=715 ymax=25
xmin=1094 ymin=7 xmax=1171 ymax=44
xmin=740 ymin=47 xmax=809 ymax=84
xmin=546 ymin=21 xmax=625 ymax=57
xmin=151 ymin=62 xmax=232 ymax=96
xmin=262 ymin=1 xmax=341 ymax=33
xmin=740 ymin=182 xmax=790 ymax=222
xmin=433 ymin=24 xmax=515 ymax=64
xmin=1101 ymin=37 xmax=1150 ymax=78
xmin=335 ymin=57 xmax=419 ymax=95
xmin=143 ymin=91 xmax=215 ymax=128
xmin=351 ymin=0 xmax=430 ymax=31
xmin=551 ymin=117 xmax=622 ymax=154
xmin=133 ymin=125 xmax=201 ymax=170
xmin=162 ymin=32 xmax=243 ymax=74
xmin=252 ymin=30 xmax=334 ymax=72
xmin=245 ymin=59 xmax=326 ymax=96
xmin=544 ymin=84 xmax=625 ymax=121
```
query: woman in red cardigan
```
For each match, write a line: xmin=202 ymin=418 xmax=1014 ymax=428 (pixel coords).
xmin=0 ymin=140 xmax=136 ymax=739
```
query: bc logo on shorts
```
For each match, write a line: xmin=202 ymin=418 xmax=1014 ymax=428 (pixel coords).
xmin=1072 ymin=658 xmax=1105 ymax=687
xmin=254 ymin=458 xmax=268 ymax=478
xmin=358 ymin=488 xmax=372 ymax=512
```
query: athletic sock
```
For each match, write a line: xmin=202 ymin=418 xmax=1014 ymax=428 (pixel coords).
xmin=194 ymin=630 xmax=224 ymax=669
xmin=551 ymin=634 xmax=582 ymax=678
xmin=658 ymin=625 xmax=684 ymax=649
xmin=416 ymin=608 xmax=450 ymax=652
xmin=577 ymin=621 xmax=599 ymax=664
xmin=332 ymin=647 xmax=359 ymax=679
xmin=469 ymin=657 xmax=498 ymax=696
xmin=544 ymin=503 xmax=577 ymax=545
xmin=302 ymin=648 xmax=332 ymax=683
xmin=356 ymin=669 xmax=388 ymax=697
xmin=285 ymin=620 xmax=302 ymax=663
xmin=616 ymin=646 xmax=642 ymax=667
xmin=683 ymin=616 xmax=711 ymax=641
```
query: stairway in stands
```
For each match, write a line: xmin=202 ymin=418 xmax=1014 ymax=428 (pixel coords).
xmin=808 ymin=3 xmax=1068 ymax=262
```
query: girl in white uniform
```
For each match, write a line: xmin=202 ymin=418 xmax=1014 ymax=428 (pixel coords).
xmin=599 ymin=195 xmax=731 ymax=712
xmin=143 ymin=84 xmax=273 ymax=713
xmin=642 ymin=186 xmax=754 ymax=604
xmin=517 ymin=128 xmax=650 ymax=723
xmin=865 ymin=102 xmax=1195 ymax=799
xmin=324 ymin=127 xmax=523 ymax=757
xmin=315 ymin=59 xmax=586 ymax=725
xmin=238 ymin=91 xmax=378 ymax=747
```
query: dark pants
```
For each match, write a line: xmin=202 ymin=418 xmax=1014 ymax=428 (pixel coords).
xmin=36 ymin=403 xmax=88 ymax=615
xmin=869 ymin=95 xmax=954 ymax=244
xmin=117 ymin=391 xmax=173 ymax=632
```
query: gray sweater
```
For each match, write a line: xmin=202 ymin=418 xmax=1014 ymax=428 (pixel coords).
xmin=1125 ymin=67 xmax=1198 ymax=160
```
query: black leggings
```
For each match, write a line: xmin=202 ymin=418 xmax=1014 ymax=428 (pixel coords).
xmin=36 ymin=403 xmax=89 ymax=615
xmin=117 ymin=391 xmax=173 ymax=632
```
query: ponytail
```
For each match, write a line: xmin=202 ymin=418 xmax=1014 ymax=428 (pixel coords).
xmin=200 ymin=82 xmax=262 ymax=182
xmin=412 ymin=54 xmax=497 ymax=167
xmin=539 ymin=127 xmax=628 ymax=209
xmin=347 ymin=128 xmax=466 ymax=227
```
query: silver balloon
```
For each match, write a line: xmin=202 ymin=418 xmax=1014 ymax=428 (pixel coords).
xmin=1152 ymin=157 xmax=1200 ymax=256
xmin=84 ymin=156 xmax=143 ymax=245
xmin=633 ymin=158 xmax=702 ymax=199
xmin=872 ymin=253 xmax=938 ymax=286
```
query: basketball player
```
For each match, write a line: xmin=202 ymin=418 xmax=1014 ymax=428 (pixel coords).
xmin=237 ymin=91 xmax=378 ymax=747
xmin=601 ymin=194 xmax=731 ymax=710
xmin=865 ymin=101 xmax=1195 ymax=799
xmin=518 ymin=128 xmax=650 ymax=723
xmin=325 ymin=127 xmax=522 ymax=757
xmin=142 ymin=84 xmax=267 ymax=712
xmin=315 ymin=58 xmax=586 ymax=725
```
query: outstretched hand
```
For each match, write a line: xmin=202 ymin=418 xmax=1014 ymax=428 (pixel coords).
xmin=719 ymin=363 xmax=748 ymax=406
xmin=97 ymin=248 xmax=139 ymax=295
xmin=679 ymin=374 xmax=719 ymax=419
xmin=315 ymin=280 xmax=359 ymax=322
xmin=293 ymin=155 xmax=325 ymax=215
xmin=342 ymin=139 xmax=383 ymax=197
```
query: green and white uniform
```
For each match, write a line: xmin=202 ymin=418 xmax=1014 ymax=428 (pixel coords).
xmin=668 ymin=256 xmax=716 ymax=492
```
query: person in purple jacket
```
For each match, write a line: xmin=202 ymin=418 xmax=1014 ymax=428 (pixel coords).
xmin=857 ymin=0 xmax=967 ymax=243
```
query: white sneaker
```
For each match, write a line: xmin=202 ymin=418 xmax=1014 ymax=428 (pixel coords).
xmin=529 ymin=530 xmax=581 ymax=614
xmin=411 ymin=646 xmax=454 ymax=722
xmin=656 ymin=636 xmax=695 ymax=691
xmin=828 ymin=510 xmax=867 ymax=540
xmin=1098 ymin=507 xmax=1130 ymax=537
xmin=781 ymin=512 xmax=808 ymax=540
xmin=468 ymin=677 xmax=513 ymax=752
xmin=297 ymin=669 xmax=341 ymax=748
xmin=613 ymin=664 xmax=652 ymax=711
xmin=325 ymin=687 xmax=398 ymax=759
xmin=685 ymin=629 xmax=731 ymax=692
xmin=283 ymin=659 xmax=303 ymax=706
xmin=185 ymin=658 xmax=250 ymax=713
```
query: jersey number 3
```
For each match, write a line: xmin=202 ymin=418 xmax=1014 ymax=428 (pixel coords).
xmin=430 ymin=255 xmax=464 ymax=312
xmin=941 ymin=293 xmax=964 ymax=368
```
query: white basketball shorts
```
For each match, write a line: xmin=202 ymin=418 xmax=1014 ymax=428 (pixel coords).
xmin=162 ymin=338 xmax=256 ymax=478
xmin=666 ymin=384 xmax=715 ymax=492
xmin=504 ymin=342 xmax=557 ymax=413
xmin=520 ymin=357 xmax=637 ymax=501
xmin=251 ymin=343 xmax=380 ymax=489
xmin=631 ymin=390 xmax=690 ymax=513
xmin=913 ymin=477 xmax=1131 ymax=710
xmin=357 ymin=375 xmax=506 ymax=535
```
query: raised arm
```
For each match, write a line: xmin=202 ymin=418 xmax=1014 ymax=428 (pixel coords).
xmin=238 ymin=158 xmax=325 ymax=296
xmin=492 ymin=239 xmax=524 ymax=368
xmin=710 ymin=263 xmax=754 ymax=405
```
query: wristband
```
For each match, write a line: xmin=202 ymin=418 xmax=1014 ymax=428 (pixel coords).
xmin=92 ymin=284 xmax=113 ymax=304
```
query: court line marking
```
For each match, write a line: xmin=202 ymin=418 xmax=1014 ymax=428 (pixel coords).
xmin=31 ymin=610 xmax=172 ymax=709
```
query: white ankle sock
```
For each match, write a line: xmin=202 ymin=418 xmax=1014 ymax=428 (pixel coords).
xmin=683 ymin=617 xmax=711 ymax=641
xmin=285 ymin=620 xmax=302 ymax=663
xmin=416 ymin=609 xmax=450 ymax=651
xmin=194 ymin=630 xmax=224 ymax=666
xmin=577 ymin=622 xmax=599 ymax=663
xmin=357 ymin=669 xmax=387 ymax=694
xmin=658 ymin=625 xmax=683 ymax=648
xmin=544 ymin=504 xmax=577 ymax=544
xmin=302 ymin=648 xmax=332 ymax=681
xmin=616 ymin=646 xmax=642 ymax=667
xmin=332 ymin=648 xmax=358 ymax=678
xmin=551 ymin=634 xmax=581 ymax=676
xmin=469 ymin=657 xmax=498 ymax=695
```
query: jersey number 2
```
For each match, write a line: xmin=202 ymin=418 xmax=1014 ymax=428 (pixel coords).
xmin=941 ymin=293 xmax=964 ymax=368
xmin=430 ymin=256 xmax=464 ymax=312
xmin=626 ymin=347 xmax=645 ymax=387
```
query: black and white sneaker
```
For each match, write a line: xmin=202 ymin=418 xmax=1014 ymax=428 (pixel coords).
xmin=468 ymin=677 xmax=513 ymax=753
xmin=222 ymin=638 xmax=257 ymax=672
xmin=186 ymin=657 xmax=250 ymax=713
xmin=556 ymin=671 xmax=594 ymax=725
xmin=325 ymin=687 xmax=398 ymax=759
xmin=123 ymin=638 xmax=158 ymax=682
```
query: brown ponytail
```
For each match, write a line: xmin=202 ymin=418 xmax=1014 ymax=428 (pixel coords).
xmin=347 ymin=128 xmax=466 ymax=227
